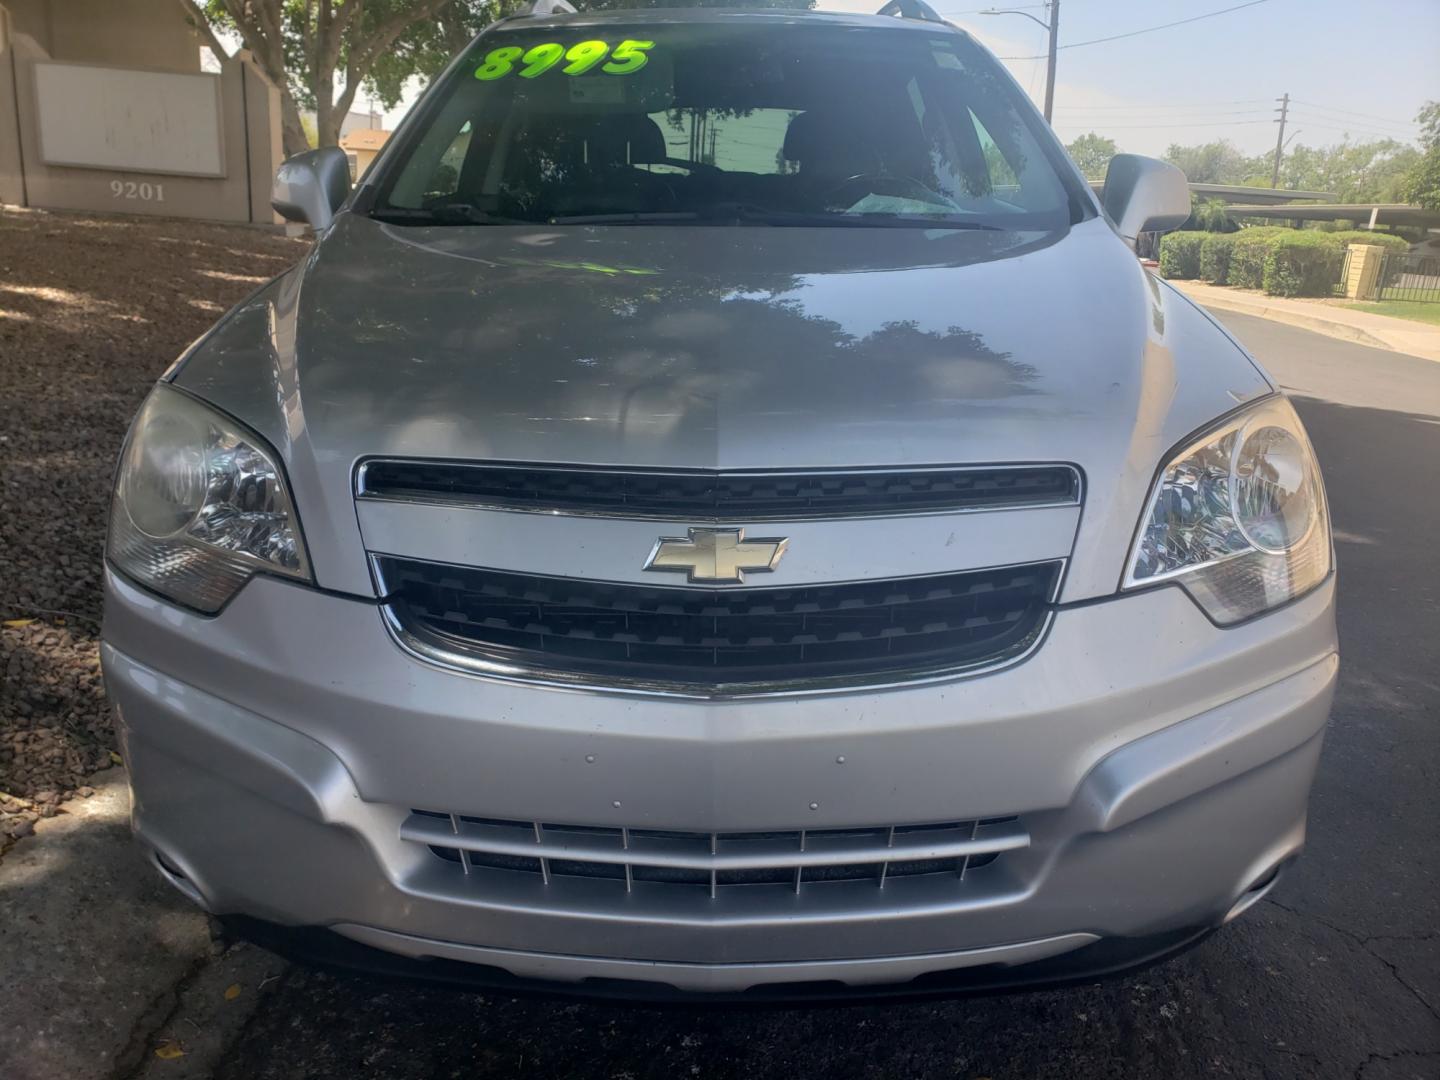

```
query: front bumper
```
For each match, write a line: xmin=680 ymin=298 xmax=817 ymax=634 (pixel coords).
xmin=102 ymin=567 xmax=1336 ymax=995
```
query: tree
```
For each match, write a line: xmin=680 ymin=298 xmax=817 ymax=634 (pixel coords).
xmin=1064 ymin=132 xmax=1117 ymax=181
xmin=179 ymin=0 xmax=519 ymax=156
xmin=1401 ymin=101 xmax=1440 ymax=211
xmin=1190 ymin=197 xmax=1232 ymax=232
xmin=1162 ymin=140 xmax=1267 ymax=185
xmin=1276 ymin=138 xmax=1420 ymax=202
xmin=181 ymin=0 xmax=818 ymax=158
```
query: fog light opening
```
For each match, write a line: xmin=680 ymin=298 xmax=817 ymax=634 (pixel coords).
xmin=152 ymin=848 xmax=209 ymax=910
xmin=1224 ymin=863 xmax=1284 ymax=924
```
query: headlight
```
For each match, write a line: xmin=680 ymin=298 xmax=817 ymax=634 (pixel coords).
xmin=108 ymin=385 xmax=311 ymax=613
xmin=1124 ymin=397 xmax=1330 ymax=625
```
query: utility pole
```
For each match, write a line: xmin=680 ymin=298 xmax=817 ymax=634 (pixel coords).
xmin=982 ymin=2 xmax=1060 ymax=123
xmin=1043 ymin=0 xmax=1060 ymax=124
xmin=1271 ymin=93 xmax=1290 ymax=188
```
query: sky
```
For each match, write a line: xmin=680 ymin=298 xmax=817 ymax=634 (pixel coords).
xmin=373 ymin=0 xmax=1440 ymax=158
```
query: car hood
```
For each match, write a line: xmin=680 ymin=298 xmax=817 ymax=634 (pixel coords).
xmin=174 ymin=212 xmax=1273 ymax=599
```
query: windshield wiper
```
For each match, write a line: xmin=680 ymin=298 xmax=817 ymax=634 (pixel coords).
xmin=712 ymin=205 xmax=1004 ymax=230
xmin=370 ymin=203 xmax=527 ymax=226
xmin=545 ymin=212 xmax=701 ymax=225
xmin=492 ymin=206 xmax=1006 ymax=230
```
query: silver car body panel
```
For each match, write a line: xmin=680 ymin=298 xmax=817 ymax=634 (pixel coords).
xmin=169 ymin=215 xmax=1272 ymax=603
xmin=103 ymin=567 xmax=1335 ymax=988
xmin=107 ymin=10 xmax=1332 ymax=991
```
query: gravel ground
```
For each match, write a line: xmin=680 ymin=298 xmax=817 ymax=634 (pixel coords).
xmin=0 ymin=208 xmax=304 ymax=846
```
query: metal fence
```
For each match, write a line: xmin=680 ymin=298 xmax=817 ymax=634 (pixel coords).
xmin=1376 ymin=251 xmax=1440 ymax=303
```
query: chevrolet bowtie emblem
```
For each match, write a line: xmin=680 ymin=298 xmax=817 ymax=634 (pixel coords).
xmin=643 ymin=527 xmax=790 ymax=584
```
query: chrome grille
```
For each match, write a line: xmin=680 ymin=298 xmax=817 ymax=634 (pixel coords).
xmin=404 ymin=812 xmax=1028 ymax=900
xmin=377 ymin=559 xmax=1061 ymax=696
xmin=357 ymin=461 xmax=1081 ymax=520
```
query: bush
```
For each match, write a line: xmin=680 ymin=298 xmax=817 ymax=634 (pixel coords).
xmin=1325 ymin=230 xmax=1409 ymax=253
xmin=1199 ymin=233 xmax=1234 ymax=284
xmin=1227 ymin=227 xmax=1289 ymax=289
xmin=1262 ymin=232 xmax=1345 ymax=297
xmin=1158 ymin=231 xmax=1207 ymax=279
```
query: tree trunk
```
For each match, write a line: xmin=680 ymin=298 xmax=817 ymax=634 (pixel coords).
xmin=316 ymin=101 xmax=342 ymax=150
xmin=281 ymin=91 xmax=311 ymax=158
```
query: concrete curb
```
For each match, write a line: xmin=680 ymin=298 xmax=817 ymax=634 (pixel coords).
xmin=1182 ymin=291 xmax=1396 ymax=353
xmin=1166 ymin=280 xmax=1440 ymax=362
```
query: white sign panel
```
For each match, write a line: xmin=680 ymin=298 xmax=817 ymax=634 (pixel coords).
xmin=34 ymin=62 xmax=225 ymax=177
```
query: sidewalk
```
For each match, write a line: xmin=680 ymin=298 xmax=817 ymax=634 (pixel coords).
xmin=0 ymin=769 xmax=282 ymax=1079
xmin=1168 ymin=280 xmax=1440 ymax=363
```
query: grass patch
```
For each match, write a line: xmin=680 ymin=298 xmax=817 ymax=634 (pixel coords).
xmin=1342 ymin=300 xmax=1440 ymax=327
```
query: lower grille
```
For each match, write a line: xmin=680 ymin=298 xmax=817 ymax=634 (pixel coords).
xmin=405 ymin=812 xmax=1028 ymax=900
xmin=377 ymin=559 xmax=1061 ymax=696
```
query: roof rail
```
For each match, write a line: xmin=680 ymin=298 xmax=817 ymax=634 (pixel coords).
xmin=513 ymin=0 xmax=577 ymax=17
xmin=876 ymin=0 xmax=947 ymax=24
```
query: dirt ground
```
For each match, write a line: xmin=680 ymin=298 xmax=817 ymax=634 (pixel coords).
xmin=0 ymin=207 xmax=305 ymax=844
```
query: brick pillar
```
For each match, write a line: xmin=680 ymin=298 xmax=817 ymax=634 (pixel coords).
xmin=1344 ymin=244 xmax=1387 ymax=301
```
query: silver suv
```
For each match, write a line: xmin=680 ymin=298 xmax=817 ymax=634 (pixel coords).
xmin=102 ymin=0 xmax=1337 ymax=999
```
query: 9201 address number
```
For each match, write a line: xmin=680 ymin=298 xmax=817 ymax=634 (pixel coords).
xmin=475 ymin=39 xmax=655 ymax=81
xmin=111 ymin=180 xmax=166 ymax=202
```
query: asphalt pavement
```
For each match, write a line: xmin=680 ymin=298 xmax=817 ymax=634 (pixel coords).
xmin=194 ymin=314 xmax=1438 ymax=1080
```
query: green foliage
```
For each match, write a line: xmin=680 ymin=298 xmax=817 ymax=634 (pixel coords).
xmin=1261 ymin=232 xmax=1344 ymax=298
xmin=1158 ymin=232 xmax=1207 ymax=280
xmin=1226 ymin=227 xmax=1290 ymax=289
xmin=1275 ymin=138 xmax=1421 ymax=202
xmin=1323 ymin=230 xmax=1408 ymax=253
xmin=1162 ymin=140 xmax=1268 ymax=185
xmin=1064 ymin=132 xmax=1118 ymax=181
xmin=1190 ymin=197 xmax=1233 ymax=233
xmin=1199 ymin=233 xmax=1233 ymax=284
xmin=1400 ymin=101 xmax=1440 ymax=211
xmin=198 ymin=0 xmax=819 ymax=152
xmin=1158 ymin=133 xmax=1424 ymax=204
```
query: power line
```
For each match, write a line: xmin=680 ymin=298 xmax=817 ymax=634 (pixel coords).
xmin=1051 ymin=118 xmax=1277 ymax=129
xmin=1055 ymin=107 xmax=1272 ymax=119
xmin=1290 ymin=99 xmax=1420 ymax=128
xmin=1287 ymin=119 xmax=1421 ymax=143
xmin=938 ymin=3 xmax=1049 ymax=13
xmin=1053 ymin=100 xmax=1270 ymax=111
xmin=999 ymin=0 xmax=1271 ymax=59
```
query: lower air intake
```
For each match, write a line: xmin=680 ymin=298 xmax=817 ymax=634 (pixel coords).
xmin=404 ymin=812 xmax=1030 ymax=900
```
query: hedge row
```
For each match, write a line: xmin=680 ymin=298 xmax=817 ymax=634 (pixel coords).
xmin=1324 ymin=230 xmax=1409 ymax=252
xmin=1263 ymin=232 xmax=1347 ymax=298
xmin=1159 ymin=227 xmax=1405 ymax=297
xmin=1157 ymin=231 xmax=1206 ymax=279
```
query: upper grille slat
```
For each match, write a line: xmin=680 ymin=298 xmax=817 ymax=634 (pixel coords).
xmin=377 ymin=558 xmax=1061 ymax=696
xmin=358 ymin=461 xmax=1081 ymax=521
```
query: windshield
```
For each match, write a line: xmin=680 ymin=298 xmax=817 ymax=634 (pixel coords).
xmin=371 ymin=19 xmax=1087 ymax=230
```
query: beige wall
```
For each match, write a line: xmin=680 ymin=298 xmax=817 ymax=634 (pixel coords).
xmin=0 ymin=15 xmax=284 ymax=224
xmin=351 ymin=146 xmax=381 ymax=180
xmin=0 ymin=10 xmax=24 ymax=204
xmin=4 ymin=0 xmax=201 ymax=71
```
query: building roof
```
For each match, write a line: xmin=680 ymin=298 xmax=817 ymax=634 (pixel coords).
xmin=1224 ymin=203 xmax=1440 ymax=229
xmin=339 ymin=128 xmax=391 ymax=152
xmin=1087 ymin=181 xmax=1337 ymax=205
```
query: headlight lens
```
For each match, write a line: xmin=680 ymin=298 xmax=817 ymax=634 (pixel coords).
xmin=108 ymin=386 xmax=311 ymax=613
xmin=1124 ymin=397 xmax=1330 ymax=624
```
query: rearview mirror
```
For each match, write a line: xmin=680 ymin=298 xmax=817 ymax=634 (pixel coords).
xmin=1100 ymin=154 xmax=1191 ymax=250
xmin=271 ymin=147 xmax=352 ymax=232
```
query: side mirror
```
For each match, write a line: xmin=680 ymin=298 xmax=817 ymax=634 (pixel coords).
xmin=1100 ymin=154 xmax=1191 ymax=249
xmin=271 ymin=147 xmax=352 ymax=232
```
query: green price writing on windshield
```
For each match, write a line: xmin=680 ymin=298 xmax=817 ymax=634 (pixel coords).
xmin=474 ymin=39 xmax=655 ymax=81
